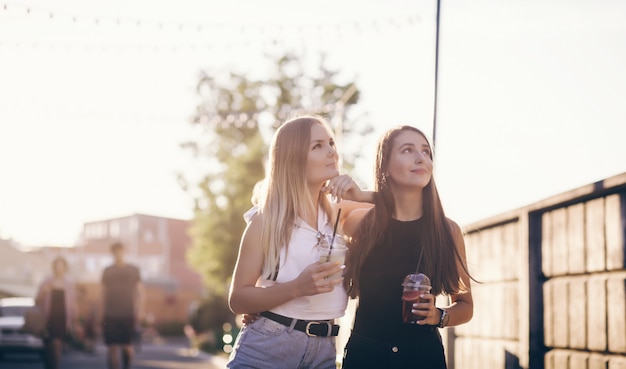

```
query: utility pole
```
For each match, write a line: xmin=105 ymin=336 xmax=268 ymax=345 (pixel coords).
xmin=433 ymin=0 xmax=441 ymax=148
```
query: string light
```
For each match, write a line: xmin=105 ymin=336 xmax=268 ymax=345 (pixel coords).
xmin=0 ymin=3 xmax=423 ymax=55
xmin=0 ymin=2 xmax=420 ymax=37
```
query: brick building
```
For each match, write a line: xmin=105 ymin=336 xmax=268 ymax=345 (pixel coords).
xmin=0 ymin=238 xmax=49 ymax=298
xmin=76 ymin=213 xmax=204 ymax=327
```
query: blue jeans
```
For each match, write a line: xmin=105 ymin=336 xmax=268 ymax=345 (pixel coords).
xmin=227 ymin=316 xmax=338 ymax=369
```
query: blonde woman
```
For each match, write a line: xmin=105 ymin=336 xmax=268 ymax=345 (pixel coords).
xmin=227 ymin=116 xmax=370 ymax=369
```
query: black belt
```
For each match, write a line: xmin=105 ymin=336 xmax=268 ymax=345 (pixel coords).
xmin=260 ymin=311 xmax=340 ymax=337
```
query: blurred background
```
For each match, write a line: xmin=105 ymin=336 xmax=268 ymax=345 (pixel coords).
xmin=0 ymin=0 xmax=625 ymax=364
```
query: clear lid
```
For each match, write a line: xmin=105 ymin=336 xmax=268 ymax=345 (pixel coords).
xmin=402 ymin=273 xmax=431 ymax=286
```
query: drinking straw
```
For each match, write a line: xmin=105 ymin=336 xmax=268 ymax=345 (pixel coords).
xmin=327 ymin=208 xmax=342 ymax=261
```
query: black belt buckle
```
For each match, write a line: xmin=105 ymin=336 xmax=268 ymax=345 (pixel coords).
xmin=305 ymin=321 xmax=332 ymax=337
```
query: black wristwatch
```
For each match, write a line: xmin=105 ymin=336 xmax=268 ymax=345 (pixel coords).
xmin=436 ymin=308 xmax=449 ymax=328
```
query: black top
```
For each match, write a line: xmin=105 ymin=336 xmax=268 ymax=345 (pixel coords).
xmin=102 ymin=263 xmax=141 ymax=318
xmin=353 ymin=217 xmax=435 ymax=341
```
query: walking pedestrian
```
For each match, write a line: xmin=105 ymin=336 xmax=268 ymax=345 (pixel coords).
xmin=35 ymin=256 xmax=77 ymax=369
xmin=101 ymin=242 xmax=145 ymax=369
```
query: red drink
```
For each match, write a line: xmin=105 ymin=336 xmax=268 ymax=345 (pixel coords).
xmin=401 ymin=273 xmax=431 ymax=324
xmin=401 ymin=288 xmax=429 ymax=323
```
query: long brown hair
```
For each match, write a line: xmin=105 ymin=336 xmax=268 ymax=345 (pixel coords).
xmin=344 ymin=125 xmax=470 ymax=297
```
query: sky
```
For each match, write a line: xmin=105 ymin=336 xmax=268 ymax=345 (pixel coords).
xmin=1 ymin=0 xmax=625 ymax=247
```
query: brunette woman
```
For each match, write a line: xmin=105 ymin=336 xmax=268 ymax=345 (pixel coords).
xmin=341 ymin=126 xmax=474 ymax=368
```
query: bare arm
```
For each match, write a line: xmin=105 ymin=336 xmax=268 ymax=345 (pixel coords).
xmin=439 ymin=219 xmax=473 ymax=327
xmin=414 ymin=220 xmax=473 ymax=327
xmin=98 ymin=284 xmax=106 ymax=326
xmin=341 ymin=207 xmax=371 ymax=241
xmin=228 ymin=213 xmax=344 ymax=315
xmin=135 ymin=281 xmax=146 ymax=322
xmin=35 ymin=280 xmax=48 ymax=306
xmin=323 ymin=174 xmax=374 ymax=234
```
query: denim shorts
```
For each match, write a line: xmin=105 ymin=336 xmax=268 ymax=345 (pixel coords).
xmin=227 ymin=316 xmax=338 ymax=369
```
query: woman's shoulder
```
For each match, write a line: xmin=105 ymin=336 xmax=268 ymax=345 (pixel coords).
xmin=445 ymin=217 xmax=461 ymax=231
xmin=244 ymin=207 xmax=265 ymax=235
xmin=243 ymin=205 xmax=260 ymax=223
xmin=445 ymin=217 xmax=465 ymax=246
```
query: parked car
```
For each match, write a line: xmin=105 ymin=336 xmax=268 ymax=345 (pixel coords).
xmin=0 ymin=297 xmax=45 ymax=360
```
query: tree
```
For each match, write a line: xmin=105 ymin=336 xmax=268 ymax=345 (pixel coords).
xmin=181 ymin=52 xmax=370 ymax=298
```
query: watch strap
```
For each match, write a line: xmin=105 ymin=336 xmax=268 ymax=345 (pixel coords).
xmin=436 ymin=307 xmax=448 ymax=328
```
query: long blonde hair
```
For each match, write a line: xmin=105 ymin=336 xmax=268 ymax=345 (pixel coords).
xmin=255 ymin=116 xmax=335 ymax=280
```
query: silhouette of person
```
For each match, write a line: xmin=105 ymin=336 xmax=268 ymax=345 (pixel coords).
xmin=36 ymin=256 xmax=77 ymax=369
xmin=101 ymin=242 xmax=145 ymax=369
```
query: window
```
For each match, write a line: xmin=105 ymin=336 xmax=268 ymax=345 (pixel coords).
xmin=109 ymin=221 xmax=120 ymax=239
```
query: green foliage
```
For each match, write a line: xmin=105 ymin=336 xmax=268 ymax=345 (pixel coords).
xmin=154 ymin=320 xmax=187 ymax=337
xmin=188 ymin=294 xmax=234 ymax=334
xmin=187 ymin=294 xmax=236 ymax=354
xmin=182 ymin=51 xmax=370 ymax=298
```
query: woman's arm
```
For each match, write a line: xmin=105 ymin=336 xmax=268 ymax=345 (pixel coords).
xmin=324 ymin=174 xmax=374 ymax=234
xmin=35 ymin=279 xmax=48 ymax=306
xmin=341 ymin=207 xmax=371 ymax=240
xmin=415 ymin=220 xmax=473 ymax=327
xmin=440 ymin=219 xmax=473 ymax=327
xmin=228 ymin=213 xmax=344 ymax=315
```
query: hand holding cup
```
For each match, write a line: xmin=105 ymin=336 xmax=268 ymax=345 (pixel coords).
xmin=318 ymin=235 xmax=348 ymax=280
xmin=401 ymin=273 xmax=432 ymax=324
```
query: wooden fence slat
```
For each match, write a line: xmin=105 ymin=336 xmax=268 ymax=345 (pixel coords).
xmin=502 ymin=222 xmax=520 ymax=280
xmin=466 ymin=232 xmax=480 ymax=280
xmin=586 ymin=198 xmax=607 ymax=272
xmin=552 ymin=208 xmax=569 ymax=276
xmin=569 ymin=351 xmax=590 ymax=369
xmin=568 ymin=277 xmax=587 ymax=349
xmin=488 ymin=228 xmax=501 ymax=281
xmin=609 ymin=355 xmax=626 ymax=369
xmin=544 ymin=349 xmax=555 ymax=369
xmin=553 ymin=278 xmax=569 ymax=348
xmin=605 ymin=194 xmax=624 ymax=271
xmin=588 ymin=353 xmax=609 ymax=369
xmin=568 ymin=203 xmax=586 ymax=274
xmin=587 ymin=275 xmax=608 ymax=352
xmin=504 ymin=282 xmax=519 ymax=340
xmin=607 ymin=274 xmax=626 ymax=354
xmin=554 ymin=349 xmax=570 ymax=368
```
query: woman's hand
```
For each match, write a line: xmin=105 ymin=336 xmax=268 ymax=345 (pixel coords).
xmin=323 ymin=174 xmax=373 ymax=203
xmin=293 ymin=261 xmax=344 ymax=297
xmin=241 ymin=313 xmax=260 ymax=325
xmin=411 ymin=293 xmax=439 ymax=326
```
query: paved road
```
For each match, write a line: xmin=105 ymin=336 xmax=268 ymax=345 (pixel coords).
xmin=0 ymin=336 xmax=228 ymax=369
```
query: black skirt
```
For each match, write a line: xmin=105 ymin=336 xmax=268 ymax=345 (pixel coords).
xmin=46 ymin=289 xmax=67 ymax=339
xmin=342 ymin=330 xmax=447 ymax=369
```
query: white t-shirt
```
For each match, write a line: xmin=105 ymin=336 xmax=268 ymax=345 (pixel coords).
xmin=247 ymin=206 xmax=348 ymax=320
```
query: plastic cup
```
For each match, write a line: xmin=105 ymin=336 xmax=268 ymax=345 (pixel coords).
xmin=401 ymin=273 xmax=432 ymax=324
xmin=318 ymin=236 xmax=347 ymax=280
